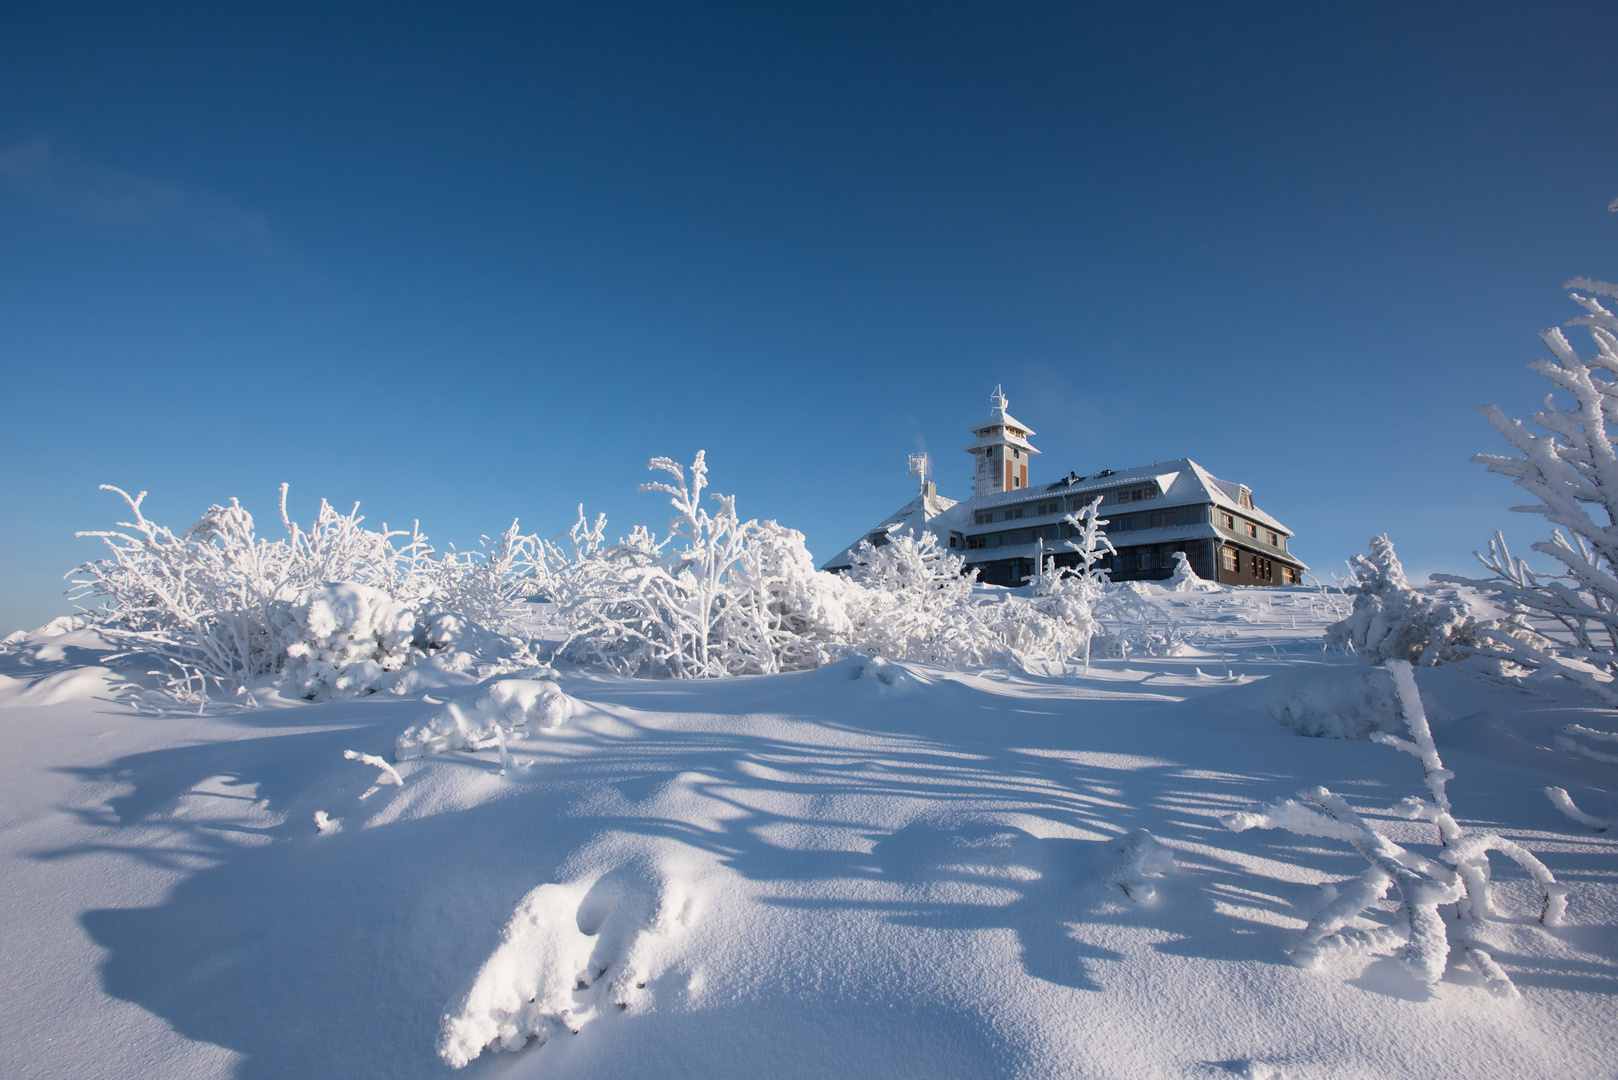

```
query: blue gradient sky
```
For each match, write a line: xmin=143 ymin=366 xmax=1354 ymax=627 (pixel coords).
xmin=2 ymin=2 xmax=1616 ymax=632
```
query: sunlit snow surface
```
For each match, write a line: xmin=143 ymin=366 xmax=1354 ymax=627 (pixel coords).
xmin=2 ymin=588 xmax=1616 ymax=1079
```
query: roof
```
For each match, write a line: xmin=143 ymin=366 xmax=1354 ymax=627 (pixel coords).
xmin=817 ymin=456 xmax=1303 ymax=572
xmin=819 ymin=487 xmax=958 ymax=571
xmin=966 ymin=385 xmax=1036 ymax=440
xmin=966 ymin=409 xmax=1036 ymax=437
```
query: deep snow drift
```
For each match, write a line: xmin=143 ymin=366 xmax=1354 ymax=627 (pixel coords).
xmin=2 ymin=585 xmax=1616 ymax=1080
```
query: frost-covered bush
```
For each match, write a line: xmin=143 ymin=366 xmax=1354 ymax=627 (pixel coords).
xmin=280 ymin=583 xmax=417 ymax=699
xmin=843 ymin=530 xmax=1002 ymax=667
xmin=553 ymin=453 xmax=851 ymax=678
xmin=417 ymin=519 xmax=548 ymax=629
xmin=1225 ymin=660 xmax=1566 ymax=998
xmin=1436 ymin=280 xmax=1618 ymax=706
xmin=69 ymin=483 xmax=542 ymax=701
xmin=1327 ymin=536 xmax=1485 ymax=666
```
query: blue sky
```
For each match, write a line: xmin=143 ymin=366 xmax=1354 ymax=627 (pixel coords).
xmin=2 ymin=2 xmax=1616 ymax=632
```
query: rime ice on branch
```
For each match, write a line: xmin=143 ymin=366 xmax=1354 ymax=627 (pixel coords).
xmin=1437 ymin=280 xmax=1618 ymax=705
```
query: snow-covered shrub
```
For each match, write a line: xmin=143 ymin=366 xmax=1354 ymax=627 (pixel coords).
xmin=843 ymin=530 xmax=1002 ymax=667
xmin=1434 ymin=281 xmax=1618 ymax=705
xmin=1225 ymin=660 xmax=1567 ymax=998
xmin=417 ymin=519 xmax=548 ymax=631
xmin=1327 ymin=535 xmax=1484 ymax=666
xmin=69 ymin=483 xmax=543 ymax=701
xmin=396 ymin=678 xmax=574 ymax=760
xmin=281 ymin=583 xmax=417 ymax=699
xmin=554 ymin=453 xmax=850 ymax=677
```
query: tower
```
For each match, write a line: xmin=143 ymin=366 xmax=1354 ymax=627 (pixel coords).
xmin=964 ymin=385 xmax=1039 ymax=498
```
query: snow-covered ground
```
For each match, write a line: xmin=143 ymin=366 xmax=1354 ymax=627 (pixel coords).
xmin=3 ymin=586 xmax=1615 ymax=1079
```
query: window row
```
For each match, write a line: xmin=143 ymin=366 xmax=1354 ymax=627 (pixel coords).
xmin=1218 ymin=510 xmax=1286 ymax=551
xmin=973 ymin=486 xmax=1167 ymax=525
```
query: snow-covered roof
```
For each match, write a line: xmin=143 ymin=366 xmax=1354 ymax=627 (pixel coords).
xmin=966 ymin=385 xmax=1036 ymax=440
xmin=819 ymin=486 xmax=958 ymax=571
xmin=819 ymin=456 xmax=1302 ymax=572
xmin=966 ymin=410 xmax=1036 ymax=437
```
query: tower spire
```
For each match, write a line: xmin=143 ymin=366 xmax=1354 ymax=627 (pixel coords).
xmin=964 ymin=385 xmax=1039 ymax=497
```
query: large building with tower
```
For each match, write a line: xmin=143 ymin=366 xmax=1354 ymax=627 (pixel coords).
xmin=821 ymin=387 xmax=1307 ymax=588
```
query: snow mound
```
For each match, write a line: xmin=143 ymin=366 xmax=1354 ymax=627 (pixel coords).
xmin=1254 ymin=666 xmax=1422 ymax=740
xmin=1169 ymin=551 xmax=1220 ymax=593
xmin=0 ymin=666 xmax=124 ymax=708
xmin=395 ymin=677 xmax=575 ymax=760
xmin=439 ymin=859 xmax=696 ymax=1068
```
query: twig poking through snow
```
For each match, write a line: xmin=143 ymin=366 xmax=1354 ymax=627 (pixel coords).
xmin=344 ymin=749 xmax=403 ymax=786
xmin=1545 ymin=787 xmax=1609 ymax=831
xmin=1111 ymin=829 xmax=1175 ymax=903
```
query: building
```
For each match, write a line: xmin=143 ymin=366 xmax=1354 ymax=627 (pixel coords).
xmin=821 ymin=387 xmax=1307 ymax=588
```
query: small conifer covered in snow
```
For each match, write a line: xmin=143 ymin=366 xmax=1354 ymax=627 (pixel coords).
xmin=1327 ymin=536 xmax=1484 ymax=666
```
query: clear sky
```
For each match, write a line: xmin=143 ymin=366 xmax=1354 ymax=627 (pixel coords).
xmin=2 ymin=2 xmax=1616 ymax=633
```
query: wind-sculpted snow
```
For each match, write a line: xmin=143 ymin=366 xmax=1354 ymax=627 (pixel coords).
xmin=6 ymin=585 xmax=1618 ymax=1079
xmin=440 ymin=851 xmax=699 ymax=1067
xmin=396 ymin=677 xmax=575 ymax=760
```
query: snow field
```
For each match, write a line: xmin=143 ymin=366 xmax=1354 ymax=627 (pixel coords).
xmin=1 ymin=585 xmax=1616 ymax=1078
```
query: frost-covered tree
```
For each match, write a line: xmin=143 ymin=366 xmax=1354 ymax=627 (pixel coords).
xmin=1436 ymin=280 xmax=1618 ymax=704
xmin=1064 ymin=496 xmax=1115 ymax=592
xmin=1328 ymin=535 xmax=1485 ymax=666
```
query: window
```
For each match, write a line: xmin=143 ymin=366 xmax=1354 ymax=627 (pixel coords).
xmin=1249 ymin=554 xmax=1273 ymax=581
xmin=1246 ymin=522 xmax=1258 ymax=539
xmin=1239 ymin=488 xmax=1253 ymax=509
xmin=1114 ymin=515 xmax=1135 ymax=531
xmin=1281 ymin=565 xmax=1299 ymax=584
xmin=1221 ymin=546 xmax=1238 ymax=573
xmin=1035 ymin=499 xmax=1061 ymax=516
xmin=1008 ymin=506 xmax=1025 ymax=519
xmin=949 ymin=536 xmax=957 ymax=548
xmin=1267 ymin=530 xmax=1278 ymax=547
xmin=1148 ymin=511 xmax=1174 ymax=528
xmin=1220 ymin=512 xmax=1235 ymax=530
xmin=1138 ymin=551 xmax=1154 ymax=570
xmin=967 ymin=536 xmax=986 ymax=549
xmin=973 ymin=511 xmax=989 ymax=525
